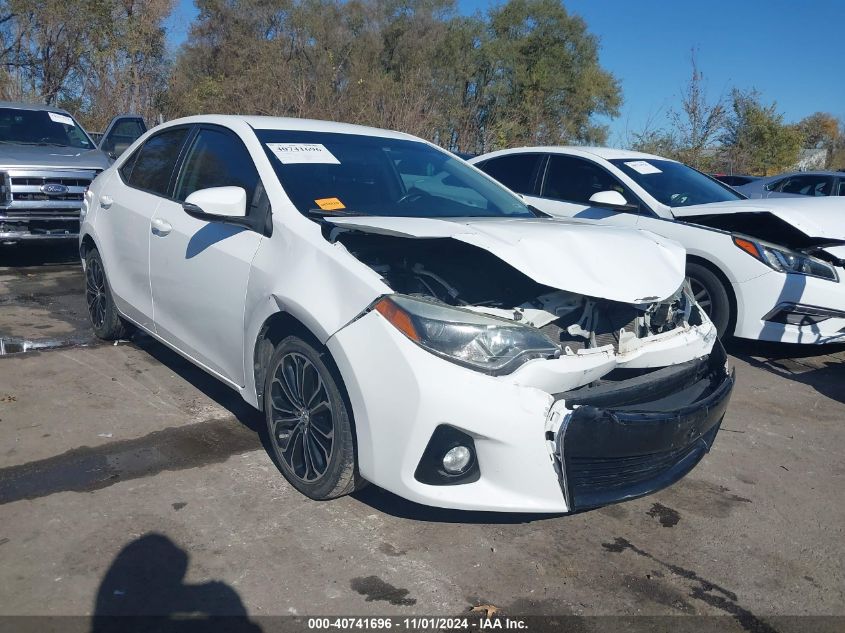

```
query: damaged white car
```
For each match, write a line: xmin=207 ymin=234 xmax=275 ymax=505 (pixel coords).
xmin=472 ymin=148 xmax=845 ymax=345
xmin=80 ymin=116 xmax=733 ymax=512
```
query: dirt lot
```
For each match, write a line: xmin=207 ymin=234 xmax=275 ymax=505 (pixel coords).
xmin=0 ymin=245 xmax=843 ymax=631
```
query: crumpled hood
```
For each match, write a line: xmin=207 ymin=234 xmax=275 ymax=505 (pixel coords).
xmin=0 ymin=143 xmax=110 ymax=170
xmin=672 ymin=197 xmax=845 ymax=240
xmin=327 ymin=216 xmax=687 ymax=303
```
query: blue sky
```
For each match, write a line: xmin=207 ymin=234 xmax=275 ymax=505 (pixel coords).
xmin=168 ymin=0 xmax=844 ymax=146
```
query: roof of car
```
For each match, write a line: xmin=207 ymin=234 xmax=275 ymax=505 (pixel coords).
xmin=760 ymin=170 xmax=843 ymax=179
xmin=161 ymin=114 xmax=421 ymax=142
xmin=471 ymin=145 xmax=674 ymax=163
xmin=0 ymin=101 xmax=70 ymax=114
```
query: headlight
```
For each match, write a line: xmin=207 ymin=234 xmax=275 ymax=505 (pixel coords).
xmin=374 ymin=294 xmax=560 ymax=374
xmin=733 ymin=236 xmax=838 ymax=281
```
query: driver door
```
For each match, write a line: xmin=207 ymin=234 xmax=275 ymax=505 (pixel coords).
xmin=98 ymin=115 xmax=147 ymax=160
xmin=527 ymin=154 xmax=641 ymax=228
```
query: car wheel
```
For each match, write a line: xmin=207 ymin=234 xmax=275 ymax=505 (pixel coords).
xmin=686 ymin=262 xmax=732 ymax=337
xmin=84 ymin=248 xmax=128 ymax=341
xmin=264 ymin=335 xmax=359 ymax=500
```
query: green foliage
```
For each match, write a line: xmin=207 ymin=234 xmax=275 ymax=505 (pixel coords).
xmin=0 ymin=0 xmax=173 ymax=130
xmin=166 ymin=0 xmax=621 ymax=152
xmin=798 ymin=112 xmax=842 ymax=169
xmin=721 ymin=89 xmax=802 ymax=176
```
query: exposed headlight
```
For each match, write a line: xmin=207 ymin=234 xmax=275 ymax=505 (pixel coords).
xmin=733 ymin=236 xmax=838 ymax=281
xmin=374 ymin=294 xmax=560 ymax=374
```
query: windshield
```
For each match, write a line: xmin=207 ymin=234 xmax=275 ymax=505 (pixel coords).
xmin=610 ymin=158 xmax=744 ymax=207
xmin=0 ymin=107 xmax=94 ymax=149
xmin=256 ymin=130 xmax=533 ymax=218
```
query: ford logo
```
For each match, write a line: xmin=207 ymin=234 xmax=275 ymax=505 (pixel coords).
xmin=41 ymin=183 xmax=69 ymax=195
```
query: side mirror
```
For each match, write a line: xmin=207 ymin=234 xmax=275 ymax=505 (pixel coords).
xmin=588 ymin=190 xmax=639 ymax=212
xmin=183 ymin=187 xmax=248 ymax=223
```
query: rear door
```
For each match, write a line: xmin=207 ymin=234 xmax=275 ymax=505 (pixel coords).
xmin=99 ymin=115 xmax=148 ymax=160
xmin=148 ymin=125 xmax=265 ymax=386
xmin=95 ymin=126 xmax=191 ymax=330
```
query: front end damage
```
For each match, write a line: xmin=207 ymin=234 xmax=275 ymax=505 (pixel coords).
xmin=326 ymin=222 xmax=732 ymax=512
xmin=549 ymin=343 xmax=733 ymax=511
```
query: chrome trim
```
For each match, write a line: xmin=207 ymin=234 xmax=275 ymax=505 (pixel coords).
xmin=0 ymin=215 xmax=80 ymax=221
xmin=0 ymin=231 xmax=78 ymax=241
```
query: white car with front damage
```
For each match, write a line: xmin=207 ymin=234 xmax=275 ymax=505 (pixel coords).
xmin=471 ymin=148 xmax=845 ymax=345
xmin=79 ymin=116 xmax=732 ymax=513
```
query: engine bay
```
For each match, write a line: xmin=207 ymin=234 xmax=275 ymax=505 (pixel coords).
xmin=334 ymin=231 xmax=703 ymax=355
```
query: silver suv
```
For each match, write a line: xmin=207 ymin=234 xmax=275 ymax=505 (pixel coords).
xmin=0 ymin=102 xmax=145 ymax=244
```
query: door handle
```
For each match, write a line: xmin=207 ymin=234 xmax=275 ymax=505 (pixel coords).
xmin=99 ymin=195 xmax=113 ymax=209
xmin=151 ymin=218 xmax=172 ymax=236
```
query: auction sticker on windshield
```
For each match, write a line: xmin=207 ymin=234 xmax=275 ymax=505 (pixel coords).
xmin=267 ymin=143 xmax=340 ymax=165
xmin=48 ymin=112 xmax=75 ymax=126
xmin=624 ymin=160 xmax=662 ymax=175
xmin=314 ymin=197 xmax=346 ymax=211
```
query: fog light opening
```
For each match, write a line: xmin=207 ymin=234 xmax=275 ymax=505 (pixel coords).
xmin=442 ymin=445 xmax=472 ymax=474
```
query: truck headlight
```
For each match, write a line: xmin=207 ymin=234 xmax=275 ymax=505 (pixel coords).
xmin=374 ymin=294 xmax=560 ymax=374
xmin=733 ymin=236 xmax=838 ymax=281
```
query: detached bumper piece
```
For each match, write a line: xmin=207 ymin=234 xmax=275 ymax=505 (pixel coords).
xmin=553 ymin=343 xmax=734 ymax=511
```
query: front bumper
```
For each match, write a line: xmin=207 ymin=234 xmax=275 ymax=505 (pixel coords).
xmin=0 ymin=218 xmax=80 ymax=243
xmin=733 ymin=270 xmax=845 ymax=344
xmin=551 ymin=344 xmax=734 ymax=511
xmin=328 ymin=310 xmax=730 ymax=513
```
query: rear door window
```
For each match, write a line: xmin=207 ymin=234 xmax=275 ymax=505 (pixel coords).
xmin=475 ymin=154 xmax=544 ymax=195
xmin=123 ymin=128 xmax=191 ymax=197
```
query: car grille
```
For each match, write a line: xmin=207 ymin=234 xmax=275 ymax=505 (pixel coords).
xmin=567 ymin=429 xmax=712 ymax=492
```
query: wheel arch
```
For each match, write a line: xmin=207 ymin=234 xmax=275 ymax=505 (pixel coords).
xmin=686 ymin=254 xmax=738 ymax=336
xmin=79 ymin=233 xmax=98 ymax=260
xmin=252 ymin=310 xmax=353 ymax=414
xmin=253 ymin=309 xmax=363 ymax=479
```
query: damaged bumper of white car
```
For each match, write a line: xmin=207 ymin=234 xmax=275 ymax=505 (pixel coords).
xmin=325 ymin=220 xmax=734 ymax=513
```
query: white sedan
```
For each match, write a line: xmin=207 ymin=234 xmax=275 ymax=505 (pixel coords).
xmin=471 ymin=148 xmax=845 ymax=345
xmin=80 ymin=116 xmax=731 ymax=513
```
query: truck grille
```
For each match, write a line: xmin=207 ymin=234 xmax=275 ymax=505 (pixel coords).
xmin=0 ymin=169 xmax=98 ymax=227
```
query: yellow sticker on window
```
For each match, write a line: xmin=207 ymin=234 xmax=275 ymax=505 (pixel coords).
xmin=314 ymin=197 xmax=346 ymax=211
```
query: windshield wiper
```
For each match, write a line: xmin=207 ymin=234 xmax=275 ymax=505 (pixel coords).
xmin=303 ymin=208 xmax=368 ymax=218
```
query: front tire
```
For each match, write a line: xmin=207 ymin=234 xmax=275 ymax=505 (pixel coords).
xmin=686 ymin=262 xmax=732 ymax=338
xmin=264 ymin=335 xmax=359 ymax=500
xmin=84 ymin=248 xmax=128 ymax=341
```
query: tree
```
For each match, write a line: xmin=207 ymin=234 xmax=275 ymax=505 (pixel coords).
xmin=721 ymin=89 xmax=802 ymax=176
xmin=480 ymin=0 xmax=620 ymax=150
xmin=665 ymin=51 xmax=725 ymax=169
xmin=624 ymin=52 xmax=724 ymax=169
xmin=165 ymin=0 xmax=622 ymax=153
xmin=0 ymin=0 xmax=173 ymax=130
xmin=798 ymin=112 xmax=842 ymax=169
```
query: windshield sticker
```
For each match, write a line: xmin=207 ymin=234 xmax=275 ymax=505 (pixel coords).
xmin=266 ymin=143 xmax=340 ymax=165
xmin=314 ymin=197 xmax=346 ymax=211
xmin=48 ymin=112 xmax=75 ymax=126
xmin=624 ymin=160 xmax=661 ymax=175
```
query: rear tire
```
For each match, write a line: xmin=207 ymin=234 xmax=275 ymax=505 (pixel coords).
xmin=686 ymin=262 xmax=732 ymax=338
xmin=263 ymin=335 xmax=359 ymax=500
xmin=84 ymin=248 xmax=128 ymax=341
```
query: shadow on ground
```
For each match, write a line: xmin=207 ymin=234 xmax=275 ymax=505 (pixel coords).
xmin=91 ymin=533 xmax=262 ymax=632
xmin=0 ymin=242 xmax=79 ymax=268
xmin=726 ymin=338 xmax=845 ymax=406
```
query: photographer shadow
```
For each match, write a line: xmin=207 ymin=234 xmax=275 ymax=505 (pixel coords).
xmin=91 ymin=533 xmax=262 ymax=633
